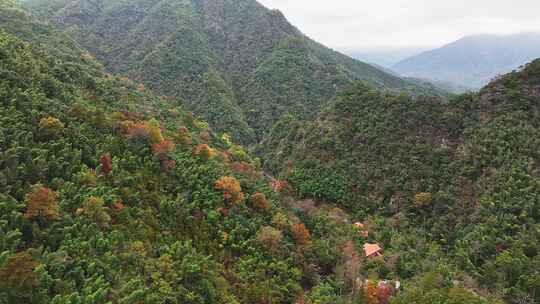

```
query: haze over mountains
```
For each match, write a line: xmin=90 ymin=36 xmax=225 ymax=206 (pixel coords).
xmin=392 ymin=32 xmax=540 ymax=91
xmin=344 ymin=47 xmax=429 ymax=69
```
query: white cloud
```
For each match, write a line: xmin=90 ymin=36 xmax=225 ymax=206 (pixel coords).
xmin=257 ymin=0 xmax=540 ymax=50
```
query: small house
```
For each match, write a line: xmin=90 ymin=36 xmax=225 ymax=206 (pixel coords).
xmin=363 ymin=243 xmax=382 ymax=258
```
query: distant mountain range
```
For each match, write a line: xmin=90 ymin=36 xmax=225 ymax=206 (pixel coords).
xmin=392 ymin=33 xmax=540 ymax=91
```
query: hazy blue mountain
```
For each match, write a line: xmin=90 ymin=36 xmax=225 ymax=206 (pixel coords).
xmin=392 ymin=33 xmax=540 ymax=91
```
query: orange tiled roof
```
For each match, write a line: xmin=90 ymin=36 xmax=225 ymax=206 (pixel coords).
xmin=363 ymin=243 xmax=382 ymax=257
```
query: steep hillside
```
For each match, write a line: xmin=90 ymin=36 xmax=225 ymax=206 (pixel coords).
xmin=24 ymin=0 xmax=440 ymax=142
xmin=0 ymin=0 xmax=98 ymax=67
xmin=260 ymin=60 xmax=540 ymax=304
xmin=393 ymin=33 xmax=540 ymax=91
xmin=0 ymin=7 xmax=381 ymax=303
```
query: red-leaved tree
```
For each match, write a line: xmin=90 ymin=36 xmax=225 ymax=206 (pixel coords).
xmin=99 ymin=153 xmax=113 ymax=175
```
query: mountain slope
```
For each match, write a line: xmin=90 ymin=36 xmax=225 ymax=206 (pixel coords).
xmin=259 ymin=59 xmax=540 ymax=304
xmin=0 ymin=5 xmax=384 ymax=302
xmin=393 ymin=33 xmax=540 ymax=91
xmin=0 ymin=0 xmax=100 ymax=68
xmin=24 ymin=0 xmax=440 ymax=142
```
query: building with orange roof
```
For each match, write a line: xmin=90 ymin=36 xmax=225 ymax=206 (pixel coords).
xmin=363 ymin=243 xmax=382 ymax=258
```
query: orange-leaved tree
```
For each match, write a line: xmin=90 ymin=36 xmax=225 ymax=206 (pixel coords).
xmin=152 ymin=139 xmax=176 ymax=171
xmin=137 ymin=83 xmax=145 ymax=92
xmin=291 ymin=222 xmax=311 ymax=247
xmin=193 ymin=143 xmax=215 ymax=161
xmin=215 ymin=176 xmax=244 ymax=205
xmin=125 ymin=119 xmax=164 ymax=144
xmin=126 ymin=121 xmax=150 ymax=140
xmin=364 ymin=281 xmax=380 ymax=304
xmin=24 ymin=185 xmax=60 ymax=220
xmin=152 ymin=140 xmax=175 ymax=159
xmin=250 ymin=192 xmax=270 ymax=211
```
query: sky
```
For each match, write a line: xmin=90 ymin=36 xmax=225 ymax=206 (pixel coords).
xmin=257 ymin=0 xmax=540 ymax=51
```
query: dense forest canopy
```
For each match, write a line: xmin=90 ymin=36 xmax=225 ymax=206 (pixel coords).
xmin=259 ymin=61 xmax=540 ymax=303
xmin=0 ymin=15 xmax=320 ymax=304
xmin=0 ymin=0 xmax=538 ymax=303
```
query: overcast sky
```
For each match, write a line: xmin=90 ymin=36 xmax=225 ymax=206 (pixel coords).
xmin=257 ymin=0 xmax=540 ymax=50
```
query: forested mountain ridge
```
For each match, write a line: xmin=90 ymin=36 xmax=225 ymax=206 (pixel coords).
xmin=23 ymin=0 xmax=443 ymax=142
xmin=260 ymin=60 xmax=540 ymax=304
